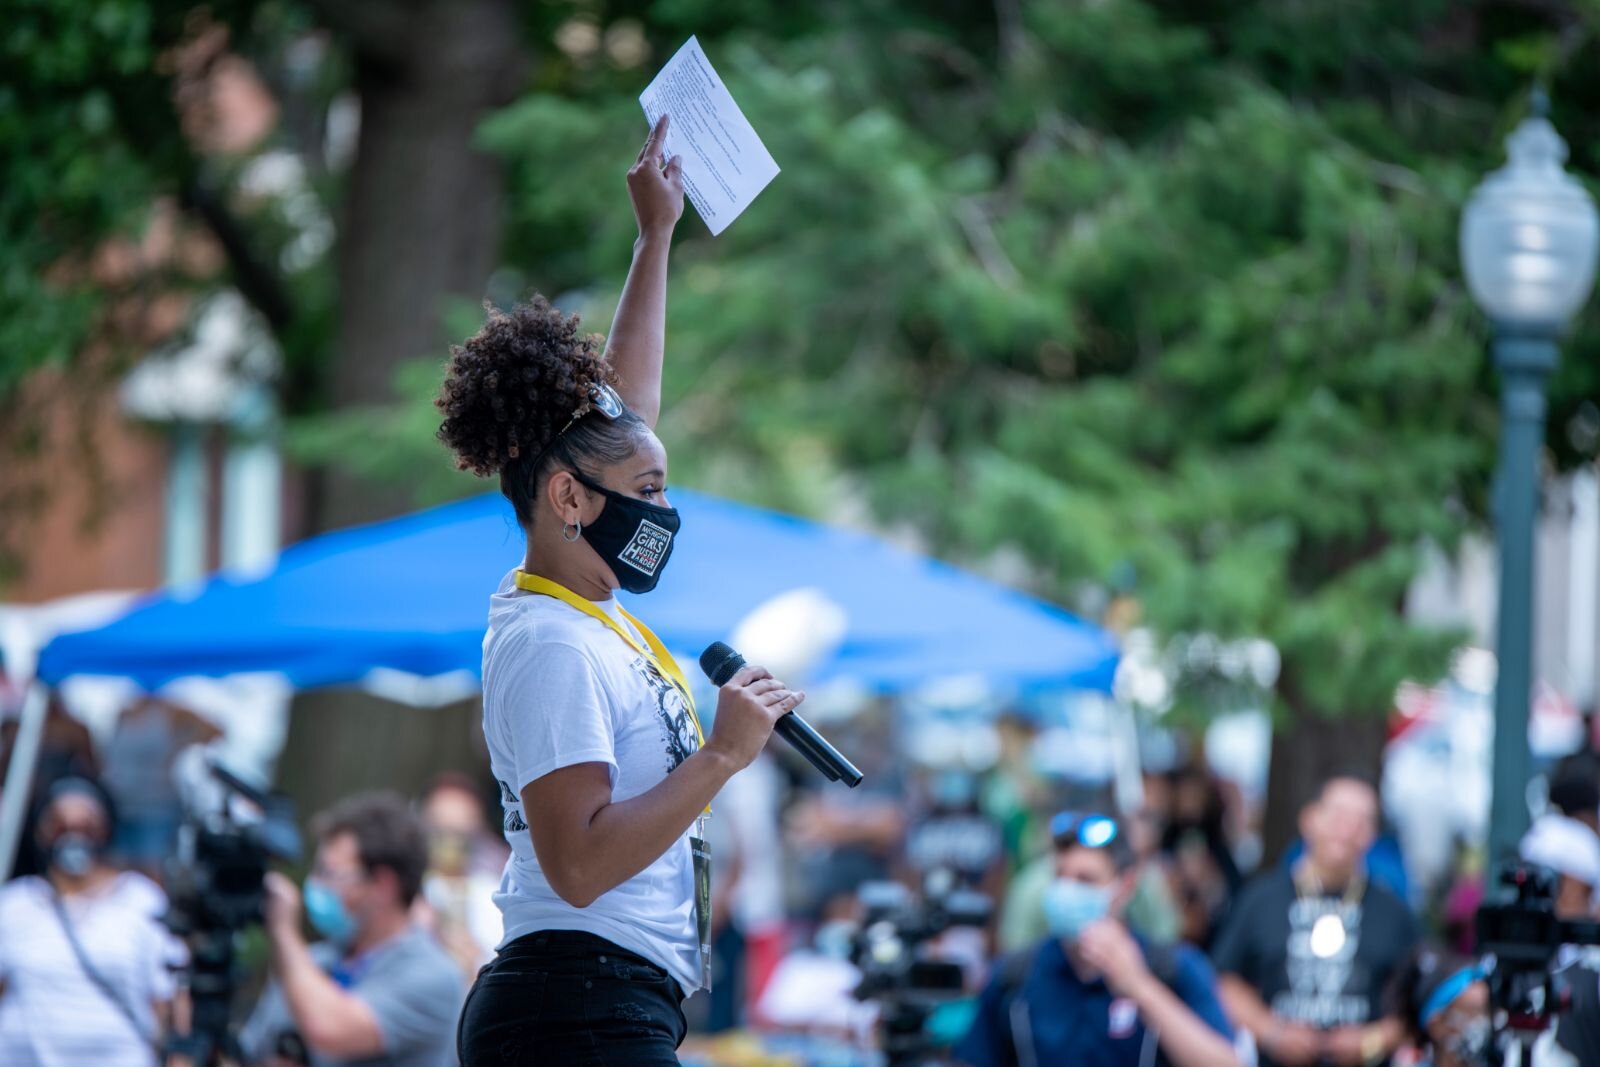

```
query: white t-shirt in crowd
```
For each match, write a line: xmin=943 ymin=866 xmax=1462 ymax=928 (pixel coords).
xmin=714 ymin=754 xmax=785 ymax=933
xmin=482 ymin=569 xmax=704 ymax=992
xmin=0 ymin=872 xmax=185 ymax=1067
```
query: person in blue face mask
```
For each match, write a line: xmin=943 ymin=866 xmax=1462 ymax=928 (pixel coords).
xmin=0 ymin=777 xmax=184 ymax=1067
xmin=955 ymin=811 xmax=1239 ymax=1067
xmin=237 ymin=792 xmax=463 ymax=1067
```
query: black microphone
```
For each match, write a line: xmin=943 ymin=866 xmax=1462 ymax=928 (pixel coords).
xmin=699 ymin=642 xmax=864 ymax=788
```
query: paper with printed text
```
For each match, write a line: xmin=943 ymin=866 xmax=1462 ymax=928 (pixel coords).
xmin=640 ymin=36 xmax=780 ymax=236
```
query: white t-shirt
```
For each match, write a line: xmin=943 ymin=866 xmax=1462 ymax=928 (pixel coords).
xmin=0 ymin=872 xmax=185 ymax=1067
xmin=482 ymin=569 xmax=704 ymax=992
xmin=423 ymin=871 xmax=504 ymax=968
xmin=715 ymin=754 xmax=785 ymax=933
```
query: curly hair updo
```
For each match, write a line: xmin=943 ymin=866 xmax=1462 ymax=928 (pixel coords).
xmin=436 ymin=296 xmax=650 ymax=528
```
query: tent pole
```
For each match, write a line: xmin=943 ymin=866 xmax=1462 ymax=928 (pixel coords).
xmin=0 ymin=683 xmax=49 ymax=881
xmin=1111 ymin=697 xmax=1145 ymax=817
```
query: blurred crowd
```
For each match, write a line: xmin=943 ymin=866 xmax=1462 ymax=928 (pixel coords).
xmin=3 ymin=687 xmax=1600 ymax=1066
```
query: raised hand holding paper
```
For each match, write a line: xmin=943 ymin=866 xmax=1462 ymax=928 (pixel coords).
xmin=639 ymin=36 xmax=780 ymax=236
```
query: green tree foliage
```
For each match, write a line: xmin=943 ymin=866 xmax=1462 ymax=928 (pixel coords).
xmin=1 ymin=0 xmax=296 ymax=394
xmin=477 ymin=1 xmax=1600 ymax=836
xmin=484 ymin=1 xmax=1596 ymax=727
xmin=4 ymin=0 xmax=174 ymax=392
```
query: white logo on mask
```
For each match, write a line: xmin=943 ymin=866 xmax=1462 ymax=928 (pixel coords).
xmin=619 ymin=519 xmax=673 ymax=576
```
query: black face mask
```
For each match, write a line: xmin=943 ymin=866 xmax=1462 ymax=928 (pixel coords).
xmin=572 ymin=472 xmax=681 ymax=594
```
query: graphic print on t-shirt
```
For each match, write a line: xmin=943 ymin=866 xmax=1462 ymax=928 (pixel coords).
xmin=498 ymin=779 xmax=528 ymax=834
xmin=1274 ymin=896 xmax=1368 ymax=1027
xmin=632 ymin=655 xmax=697 ymax=771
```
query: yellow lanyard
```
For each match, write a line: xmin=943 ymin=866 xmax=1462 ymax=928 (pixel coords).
xmin=512 ymin=570 xmax=703 ymax=747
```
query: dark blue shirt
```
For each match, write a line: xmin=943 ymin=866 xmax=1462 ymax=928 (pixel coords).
xmin=955 ymin=935 xmax=1233 ymax=1067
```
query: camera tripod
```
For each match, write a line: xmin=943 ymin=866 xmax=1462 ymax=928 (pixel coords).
xmin=164 ymin=926 xmax=248 ymax=1067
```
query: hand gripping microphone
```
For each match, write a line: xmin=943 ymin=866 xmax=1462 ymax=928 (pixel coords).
xmin=699 ymin=642 xmax=863 ymax=787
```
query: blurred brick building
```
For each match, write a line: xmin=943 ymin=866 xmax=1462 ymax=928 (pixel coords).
xmin=4 ymin=44 xmax=292 ymax=607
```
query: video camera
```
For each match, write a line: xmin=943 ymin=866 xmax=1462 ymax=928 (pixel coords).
xmin=850 ymin=870 xmax=992 ymax=1066
xmin=1475 ymin=860 xmax=1600 ymax=1059
xmin=164 ymin=762 xmax=300 ymax=1066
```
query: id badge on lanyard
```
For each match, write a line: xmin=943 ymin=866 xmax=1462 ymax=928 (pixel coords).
xmin=691 ymin=814 xmax=713 ymax=990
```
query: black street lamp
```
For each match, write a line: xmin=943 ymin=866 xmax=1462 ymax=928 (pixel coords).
xmin=1461 ymin=95 xmax=1598 ymax=865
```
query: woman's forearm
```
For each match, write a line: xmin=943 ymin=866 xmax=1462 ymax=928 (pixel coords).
xmin=527 ymin=745 xmax=738 ymax=908
xmin=604 ymin=231 xmax=672 ymax=427
xmin=1217 ymin=974 xmax=1275 ymax=1038
xmin=1129 ymin=974 xmax=1239 ymax=1067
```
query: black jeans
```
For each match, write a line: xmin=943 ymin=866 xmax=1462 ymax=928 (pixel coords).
xmin=458 ymin=930 xmax=688 ymax=1066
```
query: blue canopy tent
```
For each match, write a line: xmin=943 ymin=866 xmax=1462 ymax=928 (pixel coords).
xmin=37 ymin=491 xmax=1119 ymax=694
xmin=1 ymin=491 xmax=1119 ymax=880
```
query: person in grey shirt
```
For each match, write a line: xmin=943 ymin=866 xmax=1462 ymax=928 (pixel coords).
xmin=239 ymin=793 xmax=463 ymax=1067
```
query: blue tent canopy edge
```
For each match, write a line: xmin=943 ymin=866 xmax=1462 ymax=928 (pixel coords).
xmin=37 ymin=491 xmax=1120 ymax=697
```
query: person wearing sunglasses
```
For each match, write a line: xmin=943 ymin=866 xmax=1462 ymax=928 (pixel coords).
xmin=1386 ymin=948 xmax=1491 ymax=1067
xmin=954 ymin=811 xmax=1238 ymax=1067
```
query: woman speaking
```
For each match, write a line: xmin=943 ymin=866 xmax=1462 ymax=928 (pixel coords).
xmin=441 ymin=116 xmax=804 ymax=1066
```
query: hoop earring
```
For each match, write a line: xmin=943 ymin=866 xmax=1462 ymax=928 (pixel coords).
xmin=562 ymin=520 xmax=582 ymax=543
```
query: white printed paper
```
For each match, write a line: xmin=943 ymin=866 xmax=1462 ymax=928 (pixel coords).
xmin=640 ymin=36 xmax=780 ymax=236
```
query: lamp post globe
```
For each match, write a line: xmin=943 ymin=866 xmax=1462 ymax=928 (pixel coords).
xmin=1462 ymin=96 xmax=1599 ymax=868
xmin=1461 ymin=98 xmax=1599 ymax=333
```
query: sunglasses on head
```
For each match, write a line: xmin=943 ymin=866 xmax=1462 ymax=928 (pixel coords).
xmin=525 ymin=382 xmax=629 ymax=474
xmin=1050 ymin=810 xmax=1121 ymax=851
